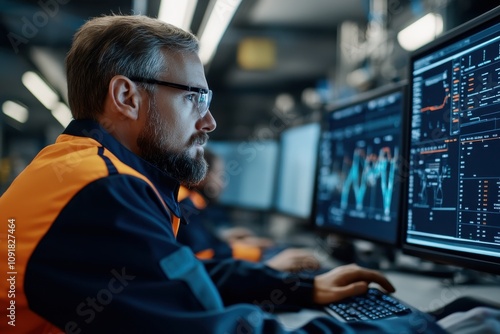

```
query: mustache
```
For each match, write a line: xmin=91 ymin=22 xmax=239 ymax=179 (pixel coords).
xmin=190 ymin=133 xmax=209 ymax=146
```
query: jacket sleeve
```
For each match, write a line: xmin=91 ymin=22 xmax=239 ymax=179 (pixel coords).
xmin=203 ymin=258 xmax=317 ymax=310
xmin=201 ymin=259 xmax=447 ymax=334
xmin=24 ymin=175 xmax=446 ymax=334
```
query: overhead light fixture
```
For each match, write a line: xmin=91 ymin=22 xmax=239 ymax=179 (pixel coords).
xmin=397 ymin=13 xmax=443 ymax=51
xmin=132 ymin=0 xmax=148 ymax=15
xmin=158 ymin=0 xmax=198 ymax=30
xmin=275 ymin=93 xmax=295 ymax=113
xmin=22 ymin=70 xmax=71 ymax=128
xmin=198 ymin=0 xmax=242 ymax=65
xmin=237 ymin=38 xmax=276 ymax=70
xmin=30 ymin=47 xmax=69 ymax=104
xmin=2 ymin=100 xmax=28 ymax=123
xmin=51 ymin=102 xmax=73 ymax=127
xmin=22 ymin=71 xmax=59 ymax=110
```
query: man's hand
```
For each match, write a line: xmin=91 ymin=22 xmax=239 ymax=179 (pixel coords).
xmin=312 ymin=263 xmax=395 ymax=304
xmin=220 ymin=227 xmax=275 ymax=249
xmin=265 ymin=248 xmax=321 ymax=272
xmin=219 ymin=227 xmax=256 ymax=242
xmin=231 ymin=236 xmax=275 ymax=249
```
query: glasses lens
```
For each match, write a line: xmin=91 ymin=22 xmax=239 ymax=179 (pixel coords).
xmin=198 ymin=90 xmax=212 ymax=118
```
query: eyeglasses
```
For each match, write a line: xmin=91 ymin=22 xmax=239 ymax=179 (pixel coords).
xmin=130 ymin=77 xmax=212 ymax=118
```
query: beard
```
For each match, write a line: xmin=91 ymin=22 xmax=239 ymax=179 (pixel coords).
xmin=137 ymin=97 xmax=208 ymax=187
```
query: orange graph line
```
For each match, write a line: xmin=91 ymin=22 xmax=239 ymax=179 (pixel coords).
xmin=420 ymin=148 xmax=448 ymax=154
xmin=421 ymin=94 xmax=450 ymax=112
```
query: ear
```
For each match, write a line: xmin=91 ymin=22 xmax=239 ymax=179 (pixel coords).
xmin=108 ymin=75 xmax=142 ymax=120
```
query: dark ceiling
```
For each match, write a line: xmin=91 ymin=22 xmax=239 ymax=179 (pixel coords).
xmin=0 ymin=0 xmax=498 ymax=155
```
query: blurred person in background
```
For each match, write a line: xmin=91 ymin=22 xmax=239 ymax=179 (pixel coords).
xmin=177 ymin=148 xmax=322 ymax=272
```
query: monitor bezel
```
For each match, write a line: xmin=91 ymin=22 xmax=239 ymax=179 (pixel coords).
xmin=311 ymin=81 xmax=408 ymax=247
xmin=401 ymin=6 xmax=500 ymax=275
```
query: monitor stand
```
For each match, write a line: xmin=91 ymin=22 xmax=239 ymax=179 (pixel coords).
xmin=441 ymin=268 xmax=500 ymax=286
xmin=386 ymin=251 xmax=458 ymax=278
xmin=320 ymin=236 xmax=500 ymax=284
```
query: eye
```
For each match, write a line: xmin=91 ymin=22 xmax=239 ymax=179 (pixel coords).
xmin=185 ymin=93 xmax=197 ymax=102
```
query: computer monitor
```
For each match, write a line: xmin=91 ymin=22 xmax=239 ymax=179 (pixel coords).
xmin=313 ymin=82 xmax=406 ymax=246
xmin=402 ymin=6 xmax=500 ymax=275
xmin=207 ymin=140 xmax=278 ymax=210
xmin=274 ymin=122 xmax=321 ymax=219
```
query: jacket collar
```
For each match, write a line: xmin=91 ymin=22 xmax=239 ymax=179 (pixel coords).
xmin=63 ymin=119 xmax=182 ymax=217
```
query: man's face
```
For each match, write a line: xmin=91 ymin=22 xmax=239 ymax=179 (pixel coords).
xmin=137 ymin=51 xmax=216 ymax=186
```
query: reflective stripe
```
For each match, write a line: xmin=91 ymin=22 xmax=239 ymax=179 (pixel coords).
xmin=159 ymin=247 xmax=224 ymax=311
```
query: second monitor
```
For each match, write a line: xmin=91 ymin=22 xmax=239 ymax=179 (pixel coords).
xmin=313 ymin=83 xmax=406 ymax=246
xmin=274 ymin=122 xmax=321 ymax=219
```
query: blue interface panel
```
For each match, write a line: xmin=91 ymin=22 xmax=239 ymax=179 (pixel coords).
xmin=404 ymin=8 xmax=500 ymax=272
xmin=314 ymin=86 xmax=404 ymax=245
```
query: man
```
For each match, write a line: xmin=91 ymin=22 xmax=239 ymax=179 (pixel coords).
xmin=0 ymin=14 xmax=497 ymax=333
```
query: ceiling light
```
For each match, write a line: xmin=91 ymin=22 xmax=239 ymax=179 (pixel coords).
xmin=51 ymin=102 xmax=73 ymax=127
xmin=198 ymin=0 xmax=242 ymax=65
xmin=275 ymin=93 xmax=295 ymax=113
xmin=2 ymin=100 xmax=28 ymax=123
xmin=133 ymin=0 xmax=148 ymax=15
xmin=237 ymin=38 xmax=276 ymax=70
xmin=22 ymin=71 xmax=59 ymax=110
xmin=30 ymin=47 xmax=69 ymax=104
xmin=397 ymin=13 xmax=443 ymax=51
xmin=158 ymin=0 xmax=198 ymax=30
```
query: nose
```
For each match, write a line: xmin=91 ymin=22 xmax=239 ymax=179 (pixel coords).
xmin=198 ymin=109 xmax=217 ymax=132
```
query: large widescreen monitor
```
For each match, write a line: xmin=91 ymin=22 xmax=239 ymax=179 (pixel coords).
xmin=313 ymin=82 xmax=406 ymax=245
xmin=274 ymin=122 xmax=321 ymax=219
xmin=402 ymin=6 xmax=500 ymax=274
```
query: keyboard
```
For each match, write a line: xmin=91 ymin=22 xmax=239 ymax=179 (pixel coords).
xmin=324 ymin=288 xmax=412 ymax=322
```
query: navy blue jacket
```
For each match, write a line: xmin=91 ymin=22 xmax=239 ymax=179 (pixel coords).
xmin=0 ymin=120 xmax=446 ymax=333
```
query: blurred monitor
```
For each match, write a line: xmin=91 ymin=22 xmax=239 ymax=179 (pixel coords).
xmin=313 ymin=82 xmax=406 ymax=246
xmin=402 ymin=6 xmax=500 ymax=274
xmin=208 ymin=140 xmax=278 ymax=210
xmin=274 ymin=122 xmax=321 ymax=219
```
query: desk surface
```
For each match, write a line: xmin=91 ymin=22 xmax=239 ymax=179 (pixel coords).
xmin=385 ymin=270 xmax=500 ymax=312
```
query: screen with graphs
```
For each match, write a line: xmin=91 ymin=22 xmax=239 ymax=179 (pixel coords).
xmin=313 ymin=85 xmax=404 ymax=245
xmin=404 ymin=8 xmax=500 ymax=272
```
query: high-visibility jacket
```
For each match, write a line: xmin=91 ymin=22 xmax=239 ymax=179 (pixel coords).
xmin=0 ymin=119 xmax=445 ymax=334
